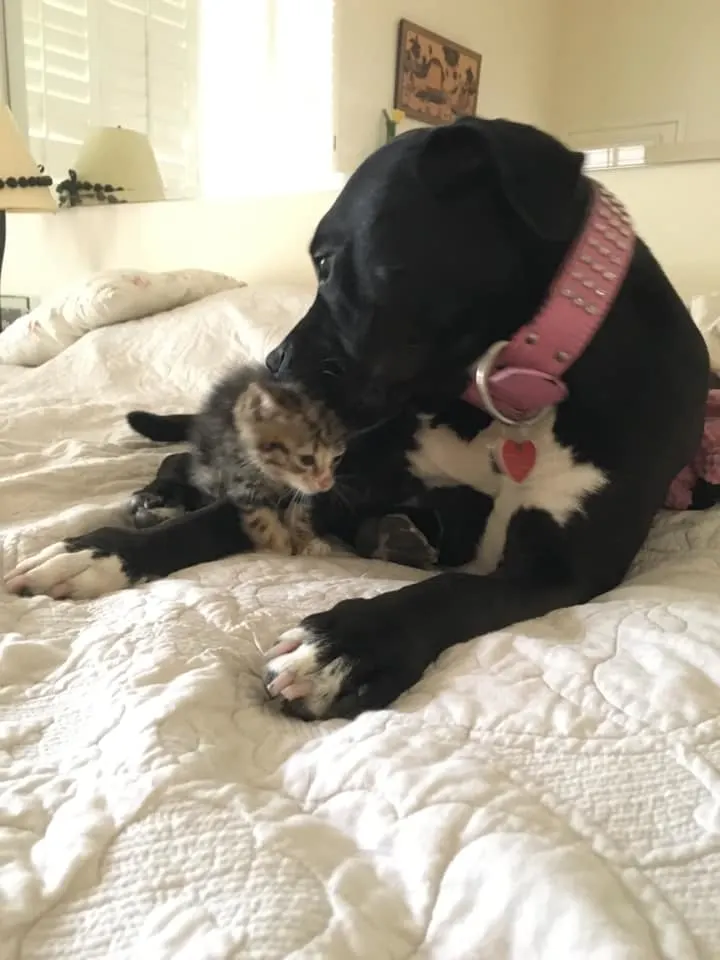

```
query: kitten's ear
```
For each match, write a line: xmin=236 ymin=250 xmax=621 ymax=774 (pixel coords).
xmin=244 ymin=382 xmax=279 ymax=418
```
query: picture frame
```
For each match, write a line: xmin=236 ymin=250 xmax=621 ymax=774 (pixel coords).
xmin=0 ymin=295 xmax=32 ymax=331
xmin=393 ymin=19 xmax=481 ymax=126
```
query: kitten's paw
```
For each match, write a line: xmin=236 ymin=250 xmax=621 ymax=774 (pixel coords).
xmin=300 ymin=538 xmax=333 ymax=557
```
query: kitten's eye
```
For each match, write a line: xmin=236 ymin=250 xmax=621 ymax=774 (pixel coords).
xmin=298 ymin=454 xmax=315 ymax=467
xmin=260 ymin=442 xmax=285 ymax=454
xmin=315 ymin=255 xmax=331 ymax=283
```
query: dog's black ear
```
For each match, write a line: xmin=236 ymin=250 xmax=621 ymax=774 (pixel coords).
xmin=418 ymin=117 xmax=585 ymax=242
xmin=417 ymin=119 xmax=492 ymax=200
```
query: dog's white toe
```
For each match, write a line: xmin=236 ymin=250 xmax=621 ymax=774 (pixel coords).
xmin=5 ymin=543 xmax=129 ymax=600
xmin=263 ymin=626 xmax=350 ymax=718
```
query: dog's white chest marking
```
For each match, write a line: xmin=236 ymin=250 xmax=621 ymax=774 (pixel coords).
xmin=408 ymin=413 xmax=607 ymax=573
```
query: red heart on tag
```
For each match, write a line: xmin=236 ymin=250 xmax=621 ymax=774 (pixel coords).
xmin=498 ymin=439 xmax=537 ymax=482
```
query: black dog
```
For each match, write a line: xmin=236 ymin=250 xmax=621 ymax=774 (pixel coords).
xmin=5 ymin=118 xmax=710 ymax=723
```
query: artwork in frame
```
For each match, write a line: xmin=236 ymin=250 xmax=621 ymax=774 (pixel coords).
xmin=393 ymin=19 xmax=481 ymax=126
xmin=0 ymin=295 xmax=31 ymax=332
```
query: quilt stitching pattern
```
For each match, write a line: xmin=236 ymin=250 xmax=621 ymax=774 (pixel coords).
xmin=1 ymin=286 xmax=719 ymax=958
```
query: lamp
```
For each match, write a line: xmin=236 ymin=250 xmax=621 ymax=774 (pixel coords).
xmin=0 ymin=105 xmax=56 ymax=316
xmin=57 ymin=126 xmax=166 ymax=207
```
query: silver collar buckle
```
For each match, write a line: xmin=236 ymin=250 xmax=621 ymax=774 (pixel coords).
xmin=472 ymin=341 xmax=550 ymax=428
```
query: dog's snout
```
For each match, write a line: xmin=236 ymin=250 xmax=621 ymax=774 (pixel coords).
xmin=129 ymin=492 xmax=162 ymax=510
xmin=362 ymin=379 xmax=387 ymax=409
xmin=266 ymin=344 xmax=289 ymax=375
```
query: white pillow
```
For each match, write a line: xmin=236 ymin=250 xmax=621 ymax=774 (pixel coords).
xmin=0 ymin=267 xmax=245 ymax=367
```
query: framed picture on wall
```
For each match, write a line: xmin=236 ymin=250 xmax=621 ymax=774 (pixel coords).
xmin=394 ymin=19 xmax=481 ymax=126
xmin=0 ymin=295 xmax=32 ymax=332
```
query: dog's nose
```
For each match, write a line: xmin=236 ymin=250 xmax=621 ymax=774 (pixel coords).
xmin=361 ymin=379 xmax=387 ymax=409
xmin=129 ymin=492 xmax=163 ymax=511
xmin=266 ymin=344 xmax=288 ymax=375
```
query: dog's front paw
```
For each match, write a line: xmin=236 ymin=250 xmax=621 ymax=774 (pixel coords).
xmin=355 ymin=514 xmax=438 ymax=569
xmin=4 ymin=539 xmax=131 ymax=600
xmin=263 ymin=627 xmax=351 ymax=720
xmin=263 ymin=595 xmax=426 ymax=720
xmin=128 ymin=491 xmax=185 ymax=529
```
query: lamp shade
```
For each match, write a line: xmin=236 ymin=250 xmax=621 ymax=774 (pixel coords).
xmin=0 ymin=105 xmax=56 ymax=212
xmin=74 ymin=127 xmax=166 ymax=203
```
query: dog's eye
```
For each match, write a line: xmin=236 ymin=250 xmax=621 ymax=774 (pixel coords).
xmin=316 ymin=255 xmax=331 ymax=283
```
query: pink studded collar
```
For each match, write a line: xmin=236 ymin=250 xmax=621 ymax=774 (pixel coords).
xmin=463 ymin=181 xmax=635 ymax=425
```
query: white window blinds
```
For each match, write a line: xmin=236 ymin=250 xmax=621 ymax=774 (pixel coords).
xmin=567 ymin=121 xmax=680 ymax=172
xmin=16 ymin=0 xmax=198 ymax=197
xmin=582 ymin=145 xmax=647 ymax=171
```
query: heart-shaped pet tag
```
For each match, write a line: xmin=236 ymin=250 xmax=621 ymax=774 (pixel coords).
xmin=497 ymin=439 xmax=537 ymax=483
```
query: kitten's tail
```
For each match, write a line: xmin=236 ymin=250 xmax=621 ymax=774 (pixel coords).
xmin=127 ymin=410 xmax=194 ymax=443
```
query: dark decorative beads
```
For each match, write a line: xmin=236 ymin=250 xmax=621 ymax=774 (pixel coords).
xmin=56 ymin=168 xmax=127 ymax=208
xmin=0 ymin=164 xmax=53 ymax=190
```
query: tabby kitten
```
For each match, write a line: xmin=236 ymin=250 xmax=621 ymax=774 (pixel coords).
xmin=128 ymin=364 xmax=346 ymax=556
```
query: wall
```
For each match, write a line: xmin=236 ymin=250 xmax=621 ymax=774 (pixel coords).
xmin=3 ymin=0 xmax=558 ymax=301
xmin=594 ymin=162 xmax=720 ymax=301
xmin=3 ymin=192 xmax=336 ymax=298
xmin=552 ymin=0 xmax=720 ymax=147
xmin=334 ymin=0 xmax=558 ymax=172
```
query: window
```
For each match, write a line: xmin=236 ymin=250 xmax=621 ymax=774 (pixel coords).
xmin=2 ymin=0 xmax=338 ymax=199
xmin=5 ymin=0 xmax=198 ymax=198
xmin=567 ymin=121 xmax=681 ymax=172
xmin=197 ymin=0 xmax=338 ymax=197
xmin=583 ymin=144 xmax=647 ymax=171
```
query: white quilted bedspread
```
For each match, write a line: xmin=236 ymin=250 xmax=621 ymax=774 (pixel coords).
xmin=1 ymin=285 xmax=720 ymax=960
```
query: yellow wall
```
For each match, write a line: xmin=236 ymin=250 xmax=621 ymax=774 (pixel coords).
xmin=4 ymin=193 xmax=337 ymax=296
xmin=595 ymin=162 xmax=720 ymax=300
xmin=552 ymin=0 xmax=720 ymax=146
xmin=334 ymin=0 xmax=557 ymax=171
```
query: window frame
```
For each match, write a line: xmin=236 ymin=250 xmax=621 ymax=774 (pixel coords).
xmin=0 ymin=1 xmax=6 ymax=104
xmin=582 ymin=144 xmax=647 ymax=172
xmin=567 ymin=120 xmax=681 ymax=172
xmin=1 ymin=0 xmax=30 ymax=132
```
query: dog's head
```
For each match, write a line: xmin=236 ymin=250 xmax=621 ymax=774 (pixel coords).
xmin=266 ymin=117 xmax=589 ymax=430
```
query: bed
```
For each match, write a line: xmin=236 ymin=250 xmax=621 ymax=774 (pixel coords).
xmin=1 ymin=272 xmax=719 ymax=959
